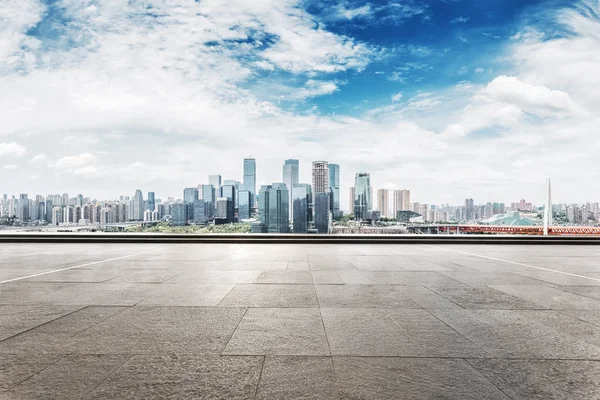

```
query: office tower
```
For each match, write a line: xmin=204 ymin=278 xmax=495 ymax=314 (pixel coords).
xmin=267 ymin=183 xmax=290 ymax=233
xmin=292 ymin=184 xmax=312 ymax=233
xmin=45 ymin=198 xmax=53 ymax=223
xmin=349 ymin=187 xmax=355 ymax=214
xmin=193 ymin=200 xmax=206 ymax=224
xmin=377 ymin=189 xmax=390 ymax=218
xmin=171 ymin=203 xmax=188 ymax=226
xmin=62 ymin=193 xmax=69 ymax=207
xmin=328 ymin=163 xmax=340 ymax=218
xmin=354 ymin=173 xmax=372 ymax=221
xmin=258 ymin=185 xmax=272 ymax=227
xmin=132 ymin=190 xmax=144 ymax=221
xmin=243 ymin=158 xmax=256 ymax=207
xmin=465 ymin=198 xmax=474 ymax=220
xmin=147 ymin=192 xmax=156 ymax=211
xmin=183 ymin=188 xmax=199 ymax=204
xmin=238 ymin=190 xmax=252 ymax=220
xmin=202 ymin=185 xmax=216 ymax=219
xmin=224 ymin=180 xmax=241 ymax=208
xmin=209 ymin=175 xmax=222 ymax=197
xmin=283 ymin=159 xmax=299 ymax=220
xmin=312 ymin=161 xmax=329 ymax=195
xmin=215 ymin=197 xmax=233 ymax=225
xmin=314 ymin=192 xmax=331 ymax=234
xmin=17 ymin=194 xmax=29 ymax=223
xmin=222 ymin=185 xmax=236 ymax=222
xmin=76 ymin=194 xmax=83 ymax=207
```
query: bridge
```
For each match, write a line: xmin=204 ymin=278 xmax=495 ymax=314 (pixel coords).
xmin=407 ymin=224 xmax=600 ymax=235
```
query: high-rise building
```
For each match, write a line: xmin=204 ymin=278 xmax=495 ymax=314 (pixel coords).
xmin=312 ymin=161 xmax=329 ymax=195
xmin=377 ymin=189 xmax=390 ymax=218
xmin=243 ymin=158 xmax=256 ymax=207
xmin=17 ymin=194 xmax=29 ymax=223
xmin=202 ymin=185 xmax=216 ymax=219
xmin=349 ymin=187 xmax=355 ymax=214
xmin=292 ymin=184 xmax=312 ymax=233
xmin=465 ymin=198 xmax=474 ymax=221
xmin=354 ymin=173 xmax=372 ymax=221
xmin=215 ymin=197 xmax=229 ymax=222
xmin=51 ymin=206 xmax=63 ymax=226
xmin=222 ymin=185 xmax=236 ymax=222
xmin=257 ymin=184 xmax=290 ymax=233
xmin=193 ymin=200 xmax=206 ymax=224
xmin=171 ymin=203 xmax=188 ymax=226
xmin=133 ymin=190 xmax=144 ymax=221
xmin=392 ymin=190 xmax=410 ymax=217
xmin=223 ymin=180 xmax=241 ymax=208
xmin=183 ymin=188 xmax=199 ymax=204
xmin=328 ymin=163 xmax=340 ymax=218
xmin=147 ymin=192 xmax=156 ymax=211
xmin=209 ymin=175 xmax=222 ymax=197
xmin=238 ymin=190 xmax=252 ymax=220
xmin=314 ymin=192 xmax=331 ymax=234
xmin=283 ymin=159 xmax=299 ymax=221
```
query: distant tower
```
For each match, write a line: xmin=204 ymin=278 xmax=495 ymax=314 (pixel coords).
xmin=243 ymin=158 xmax=256 ymax=207
xmin=312 ymin=161 xmax=329 ymax=194
xmin=543 ymin=178 xmax=552 ymax=236
xmin=283 ymin=159 xmax=299 ymax=221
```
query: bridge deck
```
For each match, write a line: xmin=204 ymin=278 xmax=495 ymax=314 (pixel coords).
xmin=1 ymin=243 xmax=600 ymax=399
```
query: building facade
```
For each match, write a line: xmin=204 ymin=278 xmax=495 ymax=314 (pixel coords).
xmin=283 ymin=159 xmax=299 ymax=221
xmin=354 ymin=173 xmax=372 ymax=221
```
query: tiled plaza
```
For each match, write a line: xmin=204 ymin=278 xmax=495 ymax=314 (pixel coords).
xmin=1 ymin=242 xmax=600 ymax=399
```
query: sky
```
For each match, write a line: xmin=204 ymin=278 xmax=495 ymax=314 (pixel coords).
xmin=1 ymin=0 xmax=599 ymax=209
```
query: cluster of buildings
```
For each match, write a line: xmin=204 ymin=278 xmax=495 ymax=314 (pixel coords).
xmin=3 ymin=156 xmax=600 ymax=231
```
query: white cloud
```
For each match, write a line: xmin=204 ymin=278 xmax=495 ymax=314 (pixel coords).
xmin=391 ymin=92 xmax=403 ymax=102
xmin=29 ymin=154 xmax=46 ymax=163
xmin=55 ymin=153 xmax=97 ymax=169
xmin=450 ymin=16 xmax=469 ymax=24
xmin=2 ymin=164 xmax=17 ymax=170
xmin=59 ymin=134 xmax=99 ymax=147
xmin=73 ymin=166 xmax=99 ymax=176
xmin=0 ymin=142 xmax=26 ymax=157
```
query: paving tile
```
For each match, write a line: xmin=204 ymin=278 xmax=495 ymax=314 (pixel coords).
xmin=0 ymin=304 xmax=83 ymax=340
xmin=2 ymin=355 xmax=130 ymax=399
xmin=240 ymin=262 xmax=289 ymax=270
xmin=315 ymin=285 xmax=422 ymax=308
xmin=163 ymin=270 xmax=261 ymax=284
xmin=286 ymin=261 xmax=310 ymax=270
xmin=490 ymin=284 xmax=600 ymax=310
xmin=0 ymin=354 xmax=63 ymax=391
xmin=37 ymin=283 xmax=159 ymax=306
xmin=511 ymin=270 xmax=600 ymax=286
xmin=138 ymin=283 xmax=235 ymax=306
xmin=311 ymin=271 xmax=344 ymax=285
xmin=218 ymin=284 xmax=318 ymax=308
xmin=66 ymin=306 xmax=247 ymax=354
xmin=25 ymin=269 xmax=121 ymax=283
xmin=223 ymin=308 xmax=330 ymax=355
xmin=468 ymin=359 xmax=600 ymax=400
xmin=427 ymin=285 xmax=545 ymax=309
xmin=253 ymin=271 xmax=313 ymax=284
xmin=334 ymin=357 xmax=509 ymax=400
xmin=335 ymin=271 xmax=392 ymax=284
xmin=431 ymin=309 xmax=600 ymax=359
xmin=550 ymin=286 xmax=600 ymax=301
xmin=321 ymin=308 xmax=486 ymax=357
xmin=560 ymin=310 xmax=600 ymax=326
xmin=309 ymin=262 xmax=356 ymax=271
xmin=438 ymin=271 xmax=551 ymax=286
xmin=256 ymin=356 xmax=338 ymax=400
xmin=0 ymin=282 xmax=76 ymax=305
xmin=386 ymin=271 xmax=465 ymax=285
xmin=349 ymin=262 xmax=404 ymax=271
xmin=104 ymin=270 xmax=181 ymax=283
xmin=85 ymin=355 xmax=263 ymax=400
xmin=518 ymin=310 xmax=600 ymax=347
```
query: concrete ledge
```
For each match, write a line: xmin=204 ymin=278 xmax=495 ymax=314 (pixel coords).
xmin=2 ymin=233 xmax=600 ymax=244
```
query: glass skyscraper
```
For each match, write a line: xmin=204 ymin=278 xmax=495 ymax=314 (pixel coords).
xmin=328 ymin=163 xmax=340 ymax=218
xmin=147 ymin=192 xmax=155 ymax=211
xmin=292 ymin=183 xmax=312 ymax=233
xmin=171 ymin=203 xmax=188 ymax=226
xmin=283 ymin=159 xmax=299 ymax=221
xmin=209 ymin=175 xmax=222 ymax=197
xmin=222 ymin=185 xmax=236 ymax=222
xmin=243 ymin=158 xmax=256 ymax=207
xmin=238 ymin=190 xmax=252 ymax=220
xmin=354 ymin=172 xmax=372 ymax=221
xmin=257 ymin=183 xmax=289 ymax=233
xmin=314 ymin=192 xmax=330 ymax=234
xmin=202 ymin=185 xmax=216 ymax=219
xmin=183 ymin=188 xmax=198 ymax=204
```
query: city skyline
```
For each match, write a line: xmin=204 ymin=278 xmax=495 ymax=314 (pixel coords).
xmin=1 ymin=1 xmax=600 ymax=204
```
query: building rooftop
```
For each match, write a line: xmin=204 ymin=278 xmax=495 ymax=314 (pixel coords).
xmin=2 ymin=241 xmax=600 ymax=398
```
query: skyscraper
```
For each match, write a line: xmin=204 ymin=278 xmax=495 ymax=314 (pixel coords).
xmin=328 ymin=163 xmax=340 ymax=218
xmin=238 ymin=190 xmax=252 ymax=220
xmin=392 ymin=189 xmax=410 ymax=218
xmin=215 ymin=197 xmax=229 ymax=222
xmin=312 ymin=161 xmax=329 ymax=195
xmin=202 ymin=185 xmax=216 ymax=219
xmin=283 ymin=159 xmax=299 ymax=221
xmin=222 ymin=185 xmax=236 ymax=222
xmin=133 ymin=190 xmax=144 ymax=221
xmin=349 ymin=187 xmax=355 ymax=214
xmin=183 ymin=188 xmax=199 ymax=204
xmin=147 ymin=192 xmax=156 ymax=211
xmin=292 ymin=183 xmax=312 ymax=233
xmin=465 ymin=198 xmax=474 ymax=221
xmin=17 ymin=194 xmax=29 ymax=223
xmin=267 ymin=183 xmax=290 ymax=233
xmin=377 ymin=189 xmax=390 ymax=218
xmin=171 ymin=203 xmax=188 ymax=226
xmin=314 ymin=192 xmax=331 ymax=234
xmin=243 ymin=158 xmax=256 ymax=207
xmin=354 ymin=173 xmax=372 ymax=221
xmin=209 ymin=175 xmax=222 ymax=197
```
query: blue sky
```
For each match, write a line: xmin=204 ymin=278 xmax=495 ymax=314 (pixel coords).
xmin=1 ymin=0 xmax=599 ymax=206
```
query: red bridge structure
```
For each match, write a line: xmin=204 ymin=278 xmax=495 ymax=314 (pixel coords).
xmin=421 ymin=225 xmax=600 ymax=236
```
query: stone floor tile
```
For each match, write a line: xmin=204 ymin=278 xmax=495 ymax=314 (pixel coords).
xmin=490 ymin=285 xmax=600 ymax=310
xmin=253 ymin=271 xmax=313 ymax=284
xmin=218 ymin=284 xmax=318 ymax=308
xmin=0 ymin=304 xmax=83 ymax=340
xmin=311 ymin=271 xmax=344 ymax=285
xmin=427 ymin=285 xmax=545 ymax=309
xmin=223 ymin=308 xmax=329 ymax=356
xmin=137 ymin=283 xmax=235 ymax=306
xmin=315 ymin=285 xmax=422 ymax=308
xmin=0 ymin=354 xmax=63 ymax=391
